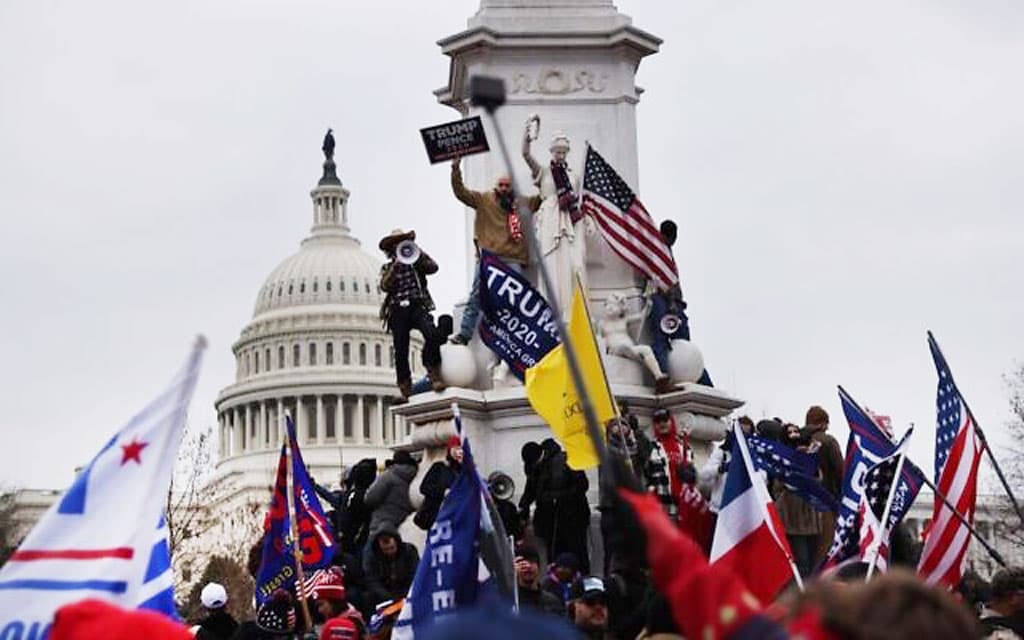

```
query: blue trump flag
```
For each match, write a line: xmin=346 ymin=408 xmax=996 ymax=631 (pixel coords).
xmin=823 ymin=387 xmax=915 ymax=570
xmin=477 ymin=250 xmax=561 ymax=380
xmin=286 ymin=416 xmax=336 ymax=574
xmin=255 ymin=445 xmax=294 ymax=605
xmin=392 ymin=403 xmax=511 ymax=639
xmin=255 ymin=416 xmax=335 ymax=605
xmin=747 ymin=435 xmax=838 ymax=513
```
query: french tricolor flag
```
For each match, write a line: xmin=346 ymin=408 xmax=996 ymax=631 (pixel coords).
xmin=709 ymin=424 xmax=798 ymax=603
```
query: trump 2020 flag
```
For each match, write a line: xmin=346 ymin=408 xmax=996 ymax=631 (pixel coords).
xmin=823 ymin=386 xmax=904 ymax=570
xmin=255 ymin=416 xmax=335 ymax=606
xmin=393 ymin=404 xmax=504 ymax=639
xmin=477 ymin=250 xmax=561 ymax=380
xmin=710 ymin=422 xmax=794 ymax=603
xmin=255 ymin=444 xmax=294 ymax=606
xmin=286 ymin=417 xmax=335 ymax=574
xmin=0 ymin=338 xmax=204 ymax=633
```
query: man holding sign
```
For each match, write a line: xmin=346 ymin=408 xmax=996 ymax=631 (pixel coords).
xmin=449 ymin=156 xmax=539 ymax=347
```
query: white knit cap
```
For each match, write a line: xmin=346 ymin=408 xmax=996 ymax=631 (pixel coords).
xmin=200 ymin=582 xmax=228 ymax=609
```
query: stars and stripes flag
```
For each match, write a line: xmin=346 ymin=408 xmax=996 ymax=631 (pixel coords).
xmin=747 ymin=435 xmax=838 ymax=513
xmin=823 ymin=387 xmax=904 ymax=571
xmin=0 ymin=338 xmax=205 ymax=633
xmin=917 ymin=333 xmax=984 ymax=588
xmin=580 ymin=145 xmax=679 ymax=290
xmin=857 ymin=431 xmax=925 ymax=573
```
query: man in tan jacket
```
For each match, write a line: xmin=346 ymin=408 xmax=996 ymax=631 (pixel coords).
xmin=449 ymin=156 xmax=538 ymax=345
xmin=804 ymin=405 xmax=845 ymax=563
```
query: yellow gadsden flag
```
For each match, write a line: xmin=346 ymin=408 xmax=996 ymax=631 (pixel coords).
xmin=525 ymin=279 xmax=616 ymax=470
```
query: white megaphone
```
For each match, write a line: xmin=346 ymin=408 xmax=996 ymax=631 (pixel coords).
xmin=659 ymin=313 xmax=682 ymax=335
xmin=395 ymin=239 xmax=421 ymax=265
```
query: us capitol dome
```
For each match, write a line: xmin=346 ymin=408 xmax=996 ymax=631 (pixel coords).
xmin=212 ymin=139 xmax=421 ymax=490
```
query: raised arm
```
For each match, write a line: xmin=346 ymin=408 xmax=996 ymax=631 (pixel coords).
xmin=522 ymin=121 xmax=542 ymax=180
xmin=450 ymin=157 xmax=480 ymax=208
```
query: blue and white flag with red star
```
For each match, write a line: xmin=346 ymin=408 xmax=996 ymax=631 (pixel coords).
xmin=0 ymin=338 xmax=205 ymax=634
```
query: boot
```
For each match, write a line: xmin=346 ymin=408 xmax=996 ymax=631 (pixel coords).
xmin=397 ymin=379 xmax=413 ymax=400
xmin=427 ymin=366 xmax=447 ymax=392
xmin=655 ymin=376 xmax=674 ymax=395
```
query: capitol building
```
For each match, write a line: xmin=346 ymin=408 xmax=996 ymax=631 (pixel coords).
xmin=163 ymin=144 xmax=427 ymax=584
xmin=212 ymin=146 xmax=419 ymax=490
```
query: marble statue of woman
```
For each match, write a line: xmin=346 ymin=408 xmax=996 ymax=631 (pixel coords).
xmin=522 ymin=116 xmax=586 ymax=320
xmin=600 ymin=292 xmax=671 ymax=393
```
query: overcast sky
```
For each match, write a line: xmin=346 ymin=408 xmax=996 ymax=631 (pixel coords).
xmin=1 ymin=1 xmax=1022 ymax=491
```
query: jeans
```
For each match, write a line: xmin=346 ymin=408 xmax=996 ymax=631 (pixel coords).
xmin=456 ymin=260 xmax=523 ymax=341
xmin=389 ymin=302 xmax=441 ymax=384
xmin=649 ymin=293 xmax=713 ymax=386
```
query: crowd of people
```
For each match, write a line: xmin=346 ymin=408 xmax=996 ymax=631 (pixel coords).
xmin=156 ymin=404 xmax=1024 ymax=640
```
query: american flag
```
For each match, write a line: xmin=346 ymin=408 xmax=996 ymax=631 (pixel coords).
xmin=747 ymin=435 xmax=838 ymax=513
xmin=917 ymin=333 xmax=984 ymax=587
xmin=858 ymin=434 xmax=924 ymax=572
xmin=580 ymin=145 xmax=679 ymax=290
xmin=823 ymin=387 xmax=905 ymax=572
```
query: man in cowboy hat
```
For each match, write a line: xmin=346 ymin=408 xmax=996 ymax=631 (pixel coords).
xmin=378 ymin=228 xmax=444 ymax=398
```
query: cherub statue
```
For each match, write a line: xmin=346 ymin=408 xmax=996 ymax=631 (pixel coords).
xmin=599 ymin=292 xmax=672 ymax=393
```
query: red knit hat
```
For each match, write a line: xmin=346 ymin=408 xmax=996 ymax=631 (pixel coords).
xmin=311 ymin=566 xmax=347 ymax=602
xmin=51 ymin=599 xmax=192 ymax=640
xmin=446 ymin=435 xmax=461 ymax=449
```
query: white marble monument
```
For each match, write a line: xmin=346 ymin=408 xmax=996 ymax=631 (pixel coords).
xmin=394 ymin=0 xmax=744 ymax=523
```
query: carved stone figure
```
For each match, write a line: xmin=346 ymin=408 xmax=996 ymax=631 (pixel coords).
xmin=600 ymin=292 xmax=671 ymax=393
xmin=522 ymin=116 xmax=587 ymax=320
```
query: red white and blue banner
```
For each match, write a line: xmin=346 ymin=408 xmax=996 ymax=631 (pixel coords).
xmin=710 ymin=422 xmax=794 ymax=603
xmin=0 ymin=339 xmax=205 ymax=634
xmin=255 ymin=416 xmax=335 ymax=606
xmin=477 ymin=250 xmax=561 ymax=380
xmin=823 ymin=387 xmax=908 ymax=570
xmin=858 ymin=430 xmax=924 ymax=572
xmin=917 ymin=333 xmax=983 ymax=588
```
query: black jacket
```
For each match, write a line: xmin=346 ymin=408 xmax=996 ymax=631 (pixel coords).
xmin=362 ymin=524 xmax=420 ymax=606
xmin=517 ymin=584 xmax=565 ymax=617
xmin=414 ymin=460 xmax=460 ymax=530
xmin=196 ymin=609 xmax=238 ymax=640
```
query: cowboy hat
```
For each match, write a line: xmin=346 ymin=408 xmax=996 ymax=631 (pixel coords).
xmin=379 ymin=228 xmax=416 ymax=252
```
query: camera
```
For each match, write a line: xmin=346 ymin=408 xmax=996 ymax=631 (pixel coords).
xmin=469 ymin=75 xmax=506 ymax=112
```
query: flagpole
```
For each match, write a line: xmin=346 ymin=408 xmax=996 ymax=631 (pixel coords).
xmin=733 ymin=423 xmax=804 ymax=592
xmin=510 ymin=535 xmax=520 ymax=613
xmin=284 ymin=414 xmax=314 ymax=632
xmin=838 ymin=386 xmax=1006 ymax=569
xmin=576 ymin=272 xmax=620 ymax=420
xmin=916 ymin=472 xmax=1006 ymax=568
xmin=483 ymin=108 xmax=611 ymax=474
xmin=928 ymin=331 xmax=1024 ymax=529
xmin=865 ymin=432 xmax=912 ymax=581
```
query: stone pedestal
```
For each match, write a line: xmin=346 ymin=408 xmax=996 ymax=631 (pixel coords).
xmin=392 ymin=384 xmax=743 ymax=505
